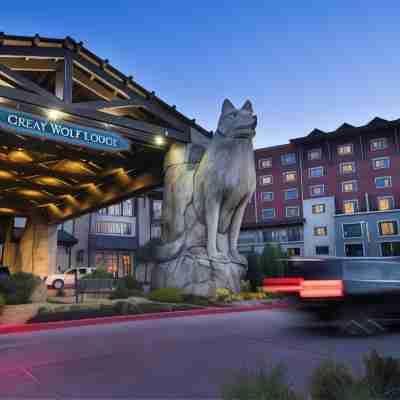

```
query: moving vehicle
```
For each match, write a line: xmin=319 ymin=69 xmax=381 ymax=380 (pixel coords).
xmin=264 ymin=257 xmax=400 ymax=335
xmin=45 ymin=267 xmax=95 ymax=289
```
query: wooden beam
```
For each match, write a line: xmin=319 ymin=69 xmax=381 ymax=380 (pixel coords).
xmin=73 ymin=68 xmax=115 ymax=101
xmin=0 ymin=62 xmax=58 ymax=100
xmin=0 ymin=57 xmax=58 ymax=71
xmin=0 ymin=46 xmax=65 ymax=59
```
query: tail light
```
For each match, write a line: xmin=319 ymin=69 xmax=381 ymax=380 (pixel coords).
xmin=300 ymin=280 xmax=344 ymax=298
xmin=263 ymin=277 xmax=304 ymax=294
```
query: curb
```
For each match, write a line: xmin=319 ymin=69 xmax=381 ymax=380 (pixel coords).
xmin=0 ymin=302 xmax=292 ymax=336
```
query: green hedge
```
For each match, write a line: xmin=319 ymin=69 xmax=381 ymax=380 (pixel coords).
xmin=0 ymin=293 xmax=5 ymax=315
xmin=148 ymin=288 xmax=184 ymax=303
xmin=0 ymin=272 xmax=41 ymax=305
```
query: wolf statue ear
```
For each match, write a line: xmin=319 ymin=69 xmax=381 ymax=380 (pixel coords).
xmin=221 ymin=98 xmax=235 ymax=115
xmin=241 ymin=100 xmax=253 ymax=113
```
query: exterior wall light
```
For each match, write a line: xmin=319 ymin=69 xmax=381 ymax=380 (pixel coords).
xmin=155 ymin=136 xmax=164 ymax=145
xmin=48 ymin=109 xmax=62 ymax=120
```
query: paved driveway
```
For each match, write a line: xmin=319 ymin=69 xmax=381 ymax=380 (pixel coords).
xmin=0 ymin=309 xmax=399 ymax=399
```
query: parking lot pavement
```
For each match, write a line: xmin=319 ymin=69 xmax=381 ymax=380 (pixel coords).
xmin=0 ymin=309 xmax=399 ymax=399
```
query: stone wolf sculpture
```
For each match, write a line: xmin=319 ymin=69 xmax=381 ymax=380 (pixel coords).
xmin=152 ymin=99 xmax=257 ymax=294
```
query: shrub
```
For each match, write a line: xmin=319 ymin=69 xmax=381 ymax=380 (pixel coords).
xmin=81 ymin=269 xmax=113 ymax=280
xmin=0 ymin=272 xmax=41 ymax=305
xmin=245 ymin=253 xmax=263 ymax=291
xmin=216 ymin=288 xmax=233 ymax=303
xmin=148 ymin=288 xmax=184 ymax=303
xmin=221 ymin=365 xmax=303 ymax=400
xmin=109 ymin=287 xmax=131 ymax=300
xmin=259 ymin=243 xmax=286 ymax=278
xmin=310 ymin=360 xmax=354 ymax=400
xmin=116 ymin=276 xmax=142 ymax=291
xmin=363 ymin=350 xmax=400 ymax=398
xmin=182 ymin=294 xmax=210 ymax=306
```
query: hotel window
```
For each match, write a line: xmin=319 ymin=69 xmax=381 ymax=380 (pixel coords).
xmin=337 ymin=143 xmax=353 ymax=156
xmin=307 ymin=148 xmax=322 ymax=161
xmin=378 ymin=220 xmax=398 ymax=236
xmin=315 ymin=246 xmax=330 ymax=255
xmin=284 ymin=188 xmax=299 ymax=200
xmin=259 ymin=158 xmax=272 ymax=169
xmin=343 ymin=223 xmax=362 ymax=238
xmin=377 ymin=196 xmax=394 ymax=211
xmin=285 ymin=206 xmax=300 ymax=217
xmin=309 ymin=166 xmax=324 ymax=178
xmin=341 ymin=180 xmax=357 ymax=193
xmin=340 ymin=162 xmax=355 ymax=175
xmin=370 ymin=137 xmax=388 ymax=151
xmin=283 ymin=170 xmax=297 ymax=183
xmin=345 ymin=243 xmax=364 ymax=257
xmin=310 ymin=184 xmax=325 ymax=197
xmin=343 ymin=199 xmax=358 ymax=214
xmin=260 ymin=175 xmax=273 ymax=185
xmin=381 ymin=242 xmax=400 ymax=257
xmin=372 ymin=157 xmax=390 ymax=170
xmin=375 ymin=176 xmax=392 ymax=189
xmin=312 ymin=203 xmax=326 ymax=214
xmin=94 ymin=221 xmax=134 ymax=236
xmin=152 ymin=200 xmax=163 ymax=220
xmin=314 ymin=226 xmax=328 ymax=236
xmin=287 ymin=248 xmax=301 ymax=256
xmin=262 ymin=208 xmax=275 ymax=220
xmin=281 ymin=153 xmax=296 ymax=166
xmin=261 ymin=191 xmax=274 ymax=202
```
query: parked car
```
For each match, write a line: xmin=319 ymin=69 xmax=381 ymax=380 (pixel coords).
xmin=45 ymin=267 xmax=96 ymax=289
xmin=264 ymin=257 xmax=400 ymax=335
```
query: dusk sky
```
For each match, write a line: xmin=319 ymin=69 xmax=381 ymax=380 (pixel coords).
xmin=2 ymin=1 xmax=400 ymax=148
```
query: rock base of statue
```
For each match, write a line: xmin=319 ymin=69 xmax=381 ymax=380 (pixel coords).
xmin=151 ymin=247 xmax=247 ymax=297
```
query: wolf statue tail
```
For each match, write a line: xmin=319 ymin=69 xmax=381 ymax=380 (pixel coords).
xmin=152 ymin=233 xmax=186 ymax=263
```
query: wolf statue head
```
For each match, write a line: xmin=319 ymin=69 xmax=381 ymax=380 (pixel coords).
xmin=216 ymin=99 xmax=257 ymax=139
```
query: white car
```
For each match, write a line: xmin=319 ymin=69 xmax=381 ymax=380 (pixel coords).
xmin=45 ymin=267 xmax=96 ymax=289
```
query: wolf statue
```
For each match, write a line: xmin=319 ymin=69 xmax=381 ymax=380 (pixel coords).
xmin=151 ymin=99 xmax=257 ymax=297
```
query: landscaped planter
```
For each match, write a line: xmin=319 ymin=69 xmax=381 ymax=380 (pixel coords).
xmin=0 ymin=303 xmax=42 ymax=325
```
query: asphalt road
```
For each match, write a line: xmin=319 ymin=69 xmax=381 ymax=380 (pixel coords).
xmin=0 ymin=309 xmax=400 ymax=399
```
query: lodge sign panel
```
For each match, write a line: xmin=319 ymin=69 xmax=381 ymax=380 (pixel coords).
xmin=0 ymin=106 xmax=130 ymax=152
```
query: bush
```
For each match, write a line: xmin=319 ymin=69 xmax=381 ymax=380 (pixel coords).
xmin=221 ymin=365 xmax=303 ymax=400
xmin=245 ymin=253 xmax=263 ymax=291
xmin=116 ymin=276 xmax=142 ymax=291
xmin=182 ymin=294 xmax=210 ymax=307
xmin=259 ymin=243 xmax=286 ymax=278
xmin=0 ymin=272 xmax=41 ymax=305
xmin=81 ymin=269 xmax=113 ymax=279
xmin=310 ymin=360 xmax=354 ymax=400
xmin=216 ymin=288 xmax=233 ymax=303
xmin=148 ymin=288 xmax=184 ymax=303
xmin=363 ymin=350 xmax=400 ymax=398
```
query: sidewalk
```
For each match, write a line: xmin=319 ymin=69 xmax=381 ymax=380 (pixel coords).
xmin=0 ymin=302 xmax=292 ymax=336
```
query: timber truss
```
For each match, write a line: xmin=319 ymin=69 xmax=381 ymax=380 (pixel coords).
xmin=0 ymin=33 xmax=209 ymax=223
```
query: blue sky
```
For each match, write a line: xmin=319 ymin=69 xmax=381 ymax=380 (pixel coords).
xmin=2 ymin=1 xmax=400 ymax=148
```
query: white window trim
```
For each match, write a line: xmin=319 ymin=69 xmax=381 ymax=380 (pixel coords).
xmin=312 ymin=203 xmax=326 ymax=214
xmin=310 ymin=184 xmax=325 ymax=197
xmin=340 ymin=161 xmax=356 ymax=175
xmin=313 ymin=226 xmax=328 ymax=236
xmin=282 ymin=170 xmax=297 ymax=183
xmin=337 ymin=143 xmax=354 ymax=156
xmin=344 ymin=242 xmax=365 ymax=257
xmin=372 ymin=156 xmax=390 ymax=170
xmin=307 ymin=148 xmax=322 ymax=161
xmin=281 ymin=153 xmax=296 ymax=166
xmin=370 ymin=137 xmax=388 ymax=151
xmin=284 ymin=188 xmax=299 ymax=201
xmin=343 ymin=199 xmax=359 ymax=214
xmin=342 ymin=222 xmax=363 ymax=239
xmin=260 ymin=175 xmax=273 ymax=185
xmin=258 ymin=158 xmax=272 ymax=169
xmin=262 ymin=208 xmax=276 ymax=219
xmin=377 ymin=219 xmax=399 ymax=237
xmin=285 ymin=206 xmax=300 ymax=217
xmin=308 ymin=166 xmax=324 ymax=178
xmin=377 ymin=195 xmax=394 ymax=211
xmin=375 ymin=176 xmax=392 ymax=189
xmin=341 ymin=180 xmax=358 ymax=193
xmin=261 ymin=191 xmax=274 ymax=202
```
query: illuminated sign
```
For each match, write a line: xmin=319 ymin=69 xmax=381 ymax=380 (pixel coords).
xmin=0 ymin=106 xmax=130 ymax=152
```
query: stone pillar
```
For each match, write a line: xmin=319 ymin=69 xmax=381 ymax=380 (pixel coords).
xmin=16 ymin=216 xmax=58 ymax=278
xmin=0 ymin=216 xmax=18 ymax=271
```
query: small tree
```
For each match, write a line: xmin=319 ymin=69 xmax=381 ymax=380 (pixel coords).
xmin=259 ymin=243 xmax=286 ymax=278
xmin=245 ymin=253 xmax=263 ymax=291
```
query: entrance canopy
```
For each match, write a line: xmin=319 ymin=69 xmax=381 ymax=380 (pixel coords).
xmin=0 ymin=34 xmax=209 ymax=223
